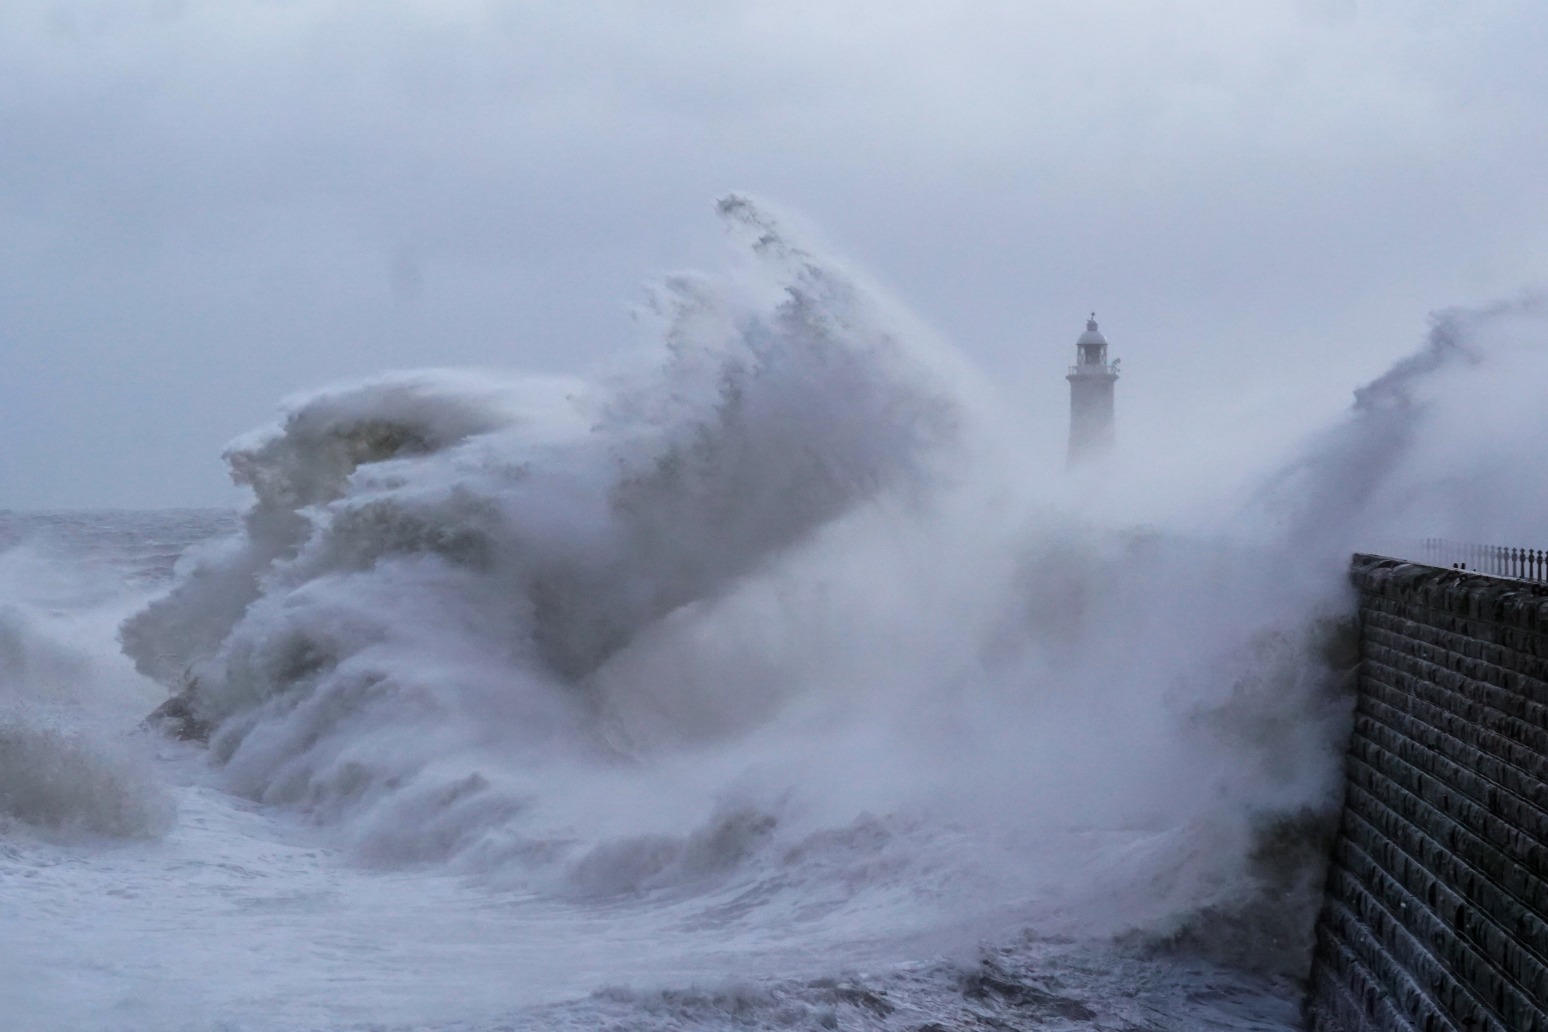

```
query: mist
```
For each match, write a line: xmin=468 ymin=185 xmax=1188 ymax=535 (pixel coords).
xmin=4 ymin=1 xmax=1548 ymax=507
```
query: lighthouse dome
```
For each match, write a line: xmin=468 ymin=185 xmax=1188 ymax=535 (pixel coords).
xmin=1076 ymin=316 xmax=1107 ymax=347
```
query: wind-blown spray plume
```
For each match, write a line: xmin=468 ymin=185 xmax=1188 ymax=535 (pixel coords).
xmin=1251 ymin=291 xmax=1548 ymax=565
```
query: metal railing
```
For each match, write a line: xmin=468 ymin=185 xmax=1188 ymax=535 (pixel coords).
xmin=1419 ymin=538 xmax=1548 ymax=582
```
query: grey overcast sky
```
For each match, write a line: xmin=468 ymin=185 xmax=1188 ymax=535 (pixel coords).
xmin=3 ymin=0 xmax=1546 ymax=509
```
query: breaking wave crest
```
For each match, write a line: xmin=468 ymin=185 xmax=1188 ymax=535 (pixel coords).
xmin=0 ymin=539 xmax=179 ymax=840
xmin=0 ymin=720 xmax=172 ymax=840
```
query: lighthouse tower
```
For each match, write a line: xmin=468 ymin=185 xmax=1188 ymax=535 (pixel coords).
xmin=1066 ymin=314 xmax=1119 ymax=464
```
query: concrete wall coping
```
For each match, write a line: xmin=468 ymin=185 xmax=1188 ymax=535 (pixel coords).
xmin=1352 ymin=553 xmax=1548 ymax=630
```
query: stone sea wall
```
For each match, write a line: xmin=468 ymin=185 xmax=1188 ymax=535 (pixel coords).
xmin=1307 ymin=555 xmax=1548 ymax=1032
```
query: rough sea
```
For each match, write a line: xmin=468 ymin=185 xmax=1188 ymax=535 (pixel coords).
xmin=4 ymin=199 xmax=1544 ymax=1032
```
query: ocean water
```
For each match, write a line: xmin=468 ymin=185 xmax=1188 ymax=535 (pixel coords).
xmin=0 ymin=508 xmax=1311 ymax=1031
xmin=4 ymin=199 xmax=1545 ymax=1031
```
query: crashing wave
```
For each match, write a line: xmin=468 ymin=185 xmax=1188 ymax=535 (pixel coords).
xmin=118 ymin=197 xmax=1545 ymax=974
xmin=120 ymin=196 xmax=980 ymax=873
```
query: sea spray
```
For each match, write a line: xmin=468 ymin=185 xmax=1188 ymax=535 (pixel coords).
xmin=117 ymin=197 xmax=1548 ymax=991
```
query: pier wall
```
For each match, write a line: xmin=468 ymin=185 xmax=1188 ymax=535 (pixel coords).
xmin=1307 ymin=555 xmax=1548 ymax=1032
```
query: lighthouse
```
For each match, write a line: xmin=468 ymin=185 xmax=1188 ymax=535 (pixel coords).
xmin=1066 ymin=314 xmax=1119 ymax=464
